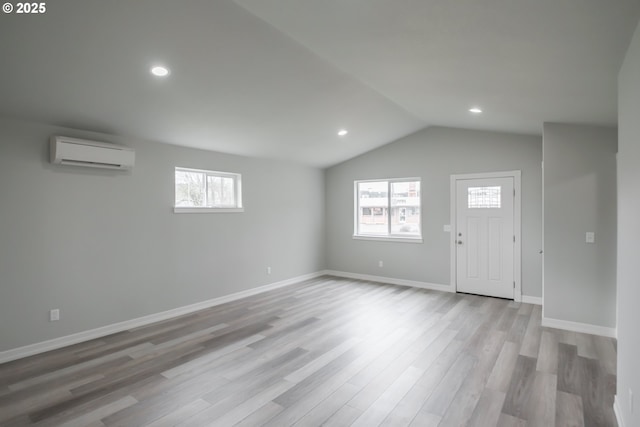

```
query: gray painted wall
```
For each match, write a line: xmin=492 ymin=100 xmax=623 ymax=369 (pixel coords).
xmin=542 ymin=123 xmax=617 ymax=328
xmin=617 ymin=19 xmax=640 ymax=427
xmin=0 ymin=117 xmax=325 ymax=352
xmin=325 ymin=126 xmax=543 ymax=297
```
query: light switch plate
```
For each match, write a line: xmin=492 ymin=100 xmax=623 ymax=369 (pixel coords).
xmin=586 ymin=232 xmax=595 ymax=243
xmin=443 ymin=225 xmax=451 ymax=232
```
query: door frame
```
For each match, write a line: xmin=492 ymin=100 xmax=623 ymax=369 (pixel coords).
xmin=449 ymin=170 xmax=522 ymax=302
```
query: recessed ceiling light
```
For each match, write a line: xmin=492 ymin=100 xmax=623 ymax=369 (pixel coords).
xmin=338 ymin=129 xmax=348 ymax=136
xmin=469 ymin=107 xmax=483 ymax=114
xmin=151 ymin=66 xmax=170 ymax=77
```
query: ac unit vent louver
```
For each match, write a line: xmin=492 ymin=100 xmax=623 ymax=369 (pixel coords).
xmin=50 ymin=136 xmax=135 ymax=170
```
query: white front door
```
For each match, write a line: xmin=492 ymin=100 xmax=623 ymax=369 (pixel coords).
xmin=455 ymin=177 xmax=515 ymax=299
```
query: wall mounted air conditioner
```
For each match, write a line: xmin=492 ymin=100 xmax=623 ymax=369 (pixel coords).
xmin=50 ymin=136 xmax=135 ymax=170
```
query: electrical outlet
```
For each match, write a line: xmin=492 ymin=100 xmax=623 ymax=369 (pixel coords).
xmin=630 ymin=388 xmax=634 ymax=414
xmin=267 ymin=266 xmax=272 ymax=275
xmin=378 ymin=260 xmax=383 ymax=268
xmin=49 ymin=309 xmax=60 ymax=322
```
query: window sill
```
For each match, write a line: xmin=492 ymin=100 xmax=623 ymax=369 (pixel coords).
xmin=353 ymin=235 xmax=423 ymax=244
xmin=174 ymin=207 xmax=244 ymax=214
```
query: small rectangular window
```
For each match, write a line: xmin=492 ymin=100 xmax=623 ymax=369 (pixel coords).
xmin=355 ymin=178 xmax=421 ymax=241
xmin=174 ymin=167 xmax=243 ymax=213
xmin=468 ymin=186 xmax=501 ymax=208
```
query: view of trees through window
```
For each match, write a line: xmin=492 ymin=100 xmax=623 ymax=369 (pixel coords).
xmin=356 ymin=179 xmax=421 ymax=238
xmin=175 ymin=168 xmax=241 ymax=209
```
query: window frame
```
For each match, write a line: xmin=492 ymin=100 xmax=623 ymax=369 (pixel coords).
xmin=353 ymin=177 xmax=422 ymax=243
xmin=174 ymin=167 xmax=243 ymax=213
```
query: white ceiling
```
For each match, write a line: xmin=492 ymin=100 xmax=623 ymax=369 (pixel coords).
xmin=0 ymin=1 xmax=638 ymax=167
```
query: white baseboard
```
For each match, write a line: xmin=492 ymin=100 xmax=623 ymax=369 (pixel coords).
xmin=614 ymin=395 xmax=625 ymax=427
xmin=541 ymin=316 xmax=617 ymax=338
xmin=0 ymin=271 xmax=325 ymax=364
xmin=324 ymin=270 xmax=453 ymax=293
xmin=521 ymin=295 xmax=543 ymax=305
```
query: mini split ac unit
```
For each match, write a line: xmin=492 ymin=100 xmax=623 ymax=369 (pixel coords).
xmin=50 ymin=136 xmax=135 ymax=170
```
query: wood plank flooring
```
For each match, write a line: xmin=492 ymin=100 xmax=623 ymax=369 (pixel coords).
xmin=0 ymin=276 xmax=617 ymax=426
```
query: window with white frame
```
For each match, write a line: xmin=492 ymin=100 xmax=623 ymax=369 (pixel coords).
xmin=354 ymin=178 xmax=421 ymax=240
xmin=174 ymin=167 xmax=243 ymax=213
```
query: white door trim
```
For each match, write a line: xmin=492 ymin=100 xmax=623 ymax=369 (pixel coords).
xmin=450 ymin=170 xmax=522 ymax=302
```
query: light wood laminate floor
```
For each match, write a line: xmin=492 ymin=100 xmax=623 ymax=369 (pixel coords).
xmin=0 ymin=276 xmax=617 ymax=426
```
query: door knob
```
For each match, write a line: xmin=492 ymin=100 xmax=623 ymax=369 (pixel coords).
xmin=457 ymin=240 xmax=463 ymax=245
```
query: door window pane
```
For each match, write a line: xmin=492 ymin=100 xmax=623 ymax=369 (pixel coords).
xmin=468 ymin=186 xmax=501 ymax=208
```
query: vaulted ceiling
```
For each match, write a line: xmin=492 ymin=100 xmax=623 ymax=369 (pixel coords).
xmin=1 ymin=1 xmax=638 ymax=167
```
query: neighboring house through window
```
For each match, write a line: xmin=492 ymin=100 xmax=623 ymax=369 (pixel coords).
xmin=354 ymin=178 xmax=421 ymax=241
